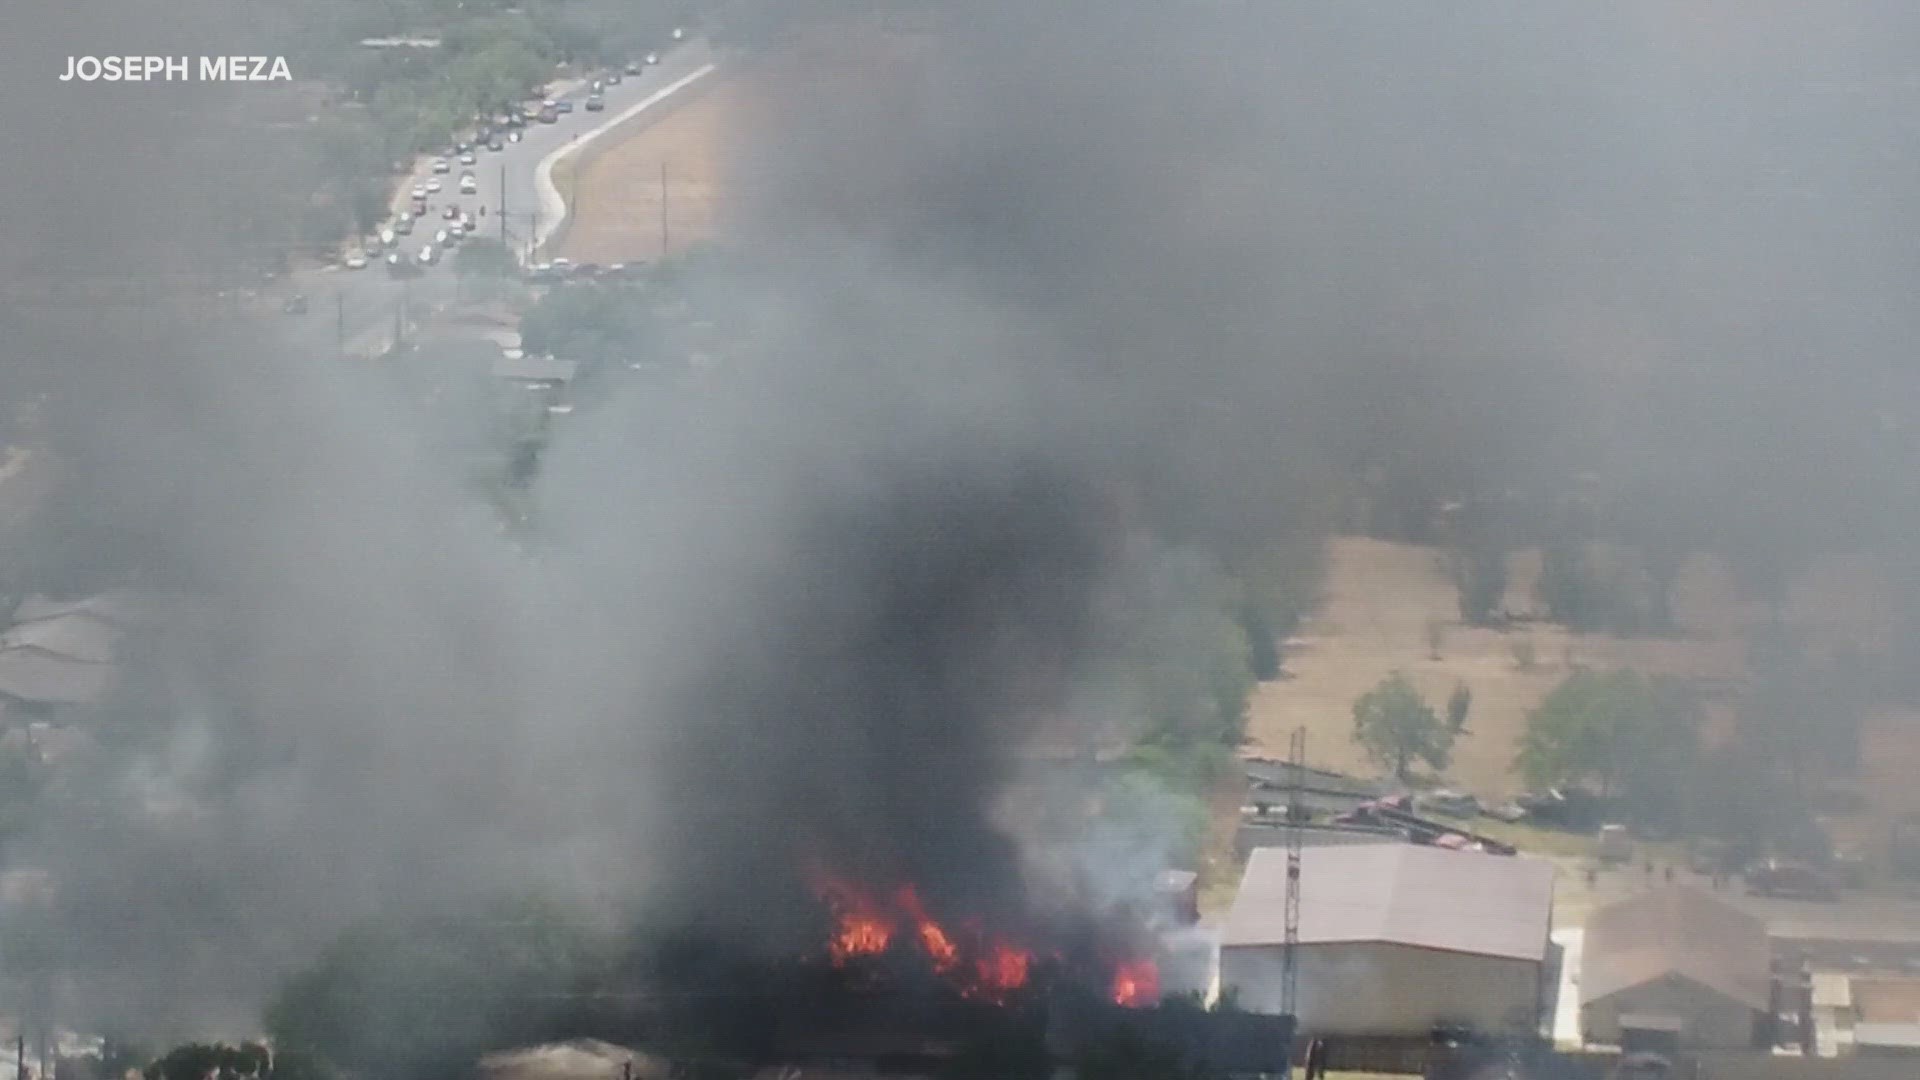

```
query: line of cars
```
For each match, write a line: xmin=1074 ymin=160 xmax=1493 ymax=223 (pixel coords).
xmin=339 ymin=37 xmax=686 ymax=277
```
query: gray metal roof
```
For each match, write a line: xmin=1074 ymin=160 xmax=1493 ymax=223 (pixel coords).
xmin=1581 ymin=886 xmax=1770 ymax=1012
xmin=0 ymin=612 xmax=123 ymax=664
xmin=1221 ymin=844 xmax=1555 ymax=961
xmin=1854 ymin=1022 xmax=1920 ymax=1050
xmin=0 ymin=651 xmax=115 ymax=706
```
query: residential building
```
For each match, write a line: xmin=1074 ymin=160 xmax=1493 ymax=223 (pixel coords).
xmin=1580 ymin=886 xmax=1770 ymax=1049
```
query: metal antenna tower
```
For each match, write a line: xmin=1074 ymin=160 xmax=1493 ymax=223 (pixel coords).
xmin=1281 ymin=725 xmax=1306 ymax=1019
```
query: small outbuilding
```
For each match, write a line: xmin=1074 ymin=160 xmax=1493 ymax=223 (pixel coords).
xmin=1580 ymin=886 xmax=1771 ymax=1049
xmin=1221 ymin=844 xmax=1556 ymax=1037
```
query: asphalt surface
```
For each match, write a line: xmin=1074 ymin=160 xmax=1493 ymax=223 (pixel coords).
xmin=282 ymin=39 xmax=715 ymax=357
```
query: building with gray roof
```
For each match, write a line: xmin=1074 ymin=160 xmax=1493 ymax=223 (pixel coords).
xmin=1220 ymin=844 xmax=1556 ymax=1037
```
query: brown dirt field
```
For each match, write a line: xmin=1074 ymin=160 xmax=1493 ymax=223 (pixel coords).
xmin=560 ymin=28 xmax=930 ymax=265
xmin=1245 ymin=537 xmax=1902 ymax=803
xmin=1852 ymin=977 xmax=1920 ymax=1022
xmin=555 ymin=76 xmax=735 ymax=265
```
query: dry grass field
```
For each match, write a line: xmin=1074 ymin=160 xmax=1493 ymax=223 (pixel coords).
xmin=559 ymin=28 xmax=929 ymax=265
xmin=554 ymin=76 xmax=735 ymax=265
xmin=1245 ymin=536 xmax=1906 ymax=807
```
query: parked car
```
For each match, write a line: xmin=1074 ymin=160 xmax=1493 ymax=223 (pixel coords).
xmin=1597 ymin=823 xmax=1632 ymax=864
xmin=1419 ymin=790 xmax=1481 ymax=818
xmin=556 ymin=98 xmax=574 ymax=113
xmin=584 ymin=94 xmax=605 ymax=112
xmin=1746 ymin=859 xmax=1838 ymax=901
xmin=343 ymin=251 xmax=369 ymax=270
xmin=395 ymin=215 xmax=414 ymax=235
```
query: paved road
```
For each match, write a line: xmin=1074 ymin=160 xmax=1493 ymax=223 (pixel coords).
xmin=282 ymin=39 xmax=716 ymax=357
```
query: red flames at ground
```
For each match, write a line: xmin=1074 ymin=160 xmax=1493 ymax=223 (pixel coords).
xmin=1110 ymin=958 xmax=1160 ymax=1007
xmin=807 ymin=868 xmax=1156 ymax=1007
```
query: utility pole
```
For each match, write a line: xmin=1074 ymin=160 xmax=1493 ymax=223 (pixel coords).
xmin=659 ymin=160 xmax=669 ymax=258
xmin=1281 ymin=725 xmax=1305 ymax=1021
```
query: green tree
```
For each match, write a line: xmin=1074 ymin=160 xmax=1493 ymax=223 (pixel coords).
xmin=265 ymin=895 xmax=607 ymax=1080
xmin=1450 ymin=542 xmax=1508 ymax=625
xmin=1351 ymin=672 xmax=1453 ymax=782
xmin=144 ymin=1043 xmax=271 ymax=1080
xmin=1446 ymin=681 xmax=1472 ymax=735
xmin=1514 ymin=670 xmax=1700 ymax=822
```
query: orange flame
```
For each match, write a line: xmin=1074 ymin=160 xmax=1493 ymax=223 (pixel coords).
xmin=807 ymin=869 xmax=1035 ymax=1002
xmin=972 ymin=940 xmax=1032 ymax=999
xmin=811 ymin=870 xmax=896 ymax=963
xmin=1111 ymin=958 xmax=1159 ymax=1007
xmin=896 ymin=885 xmax=960 ymax=974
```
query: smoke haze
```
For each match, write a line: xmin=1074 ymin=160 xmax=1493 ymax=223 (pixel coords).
xmin=4 ymin=0 xmax=1920 ymax=1042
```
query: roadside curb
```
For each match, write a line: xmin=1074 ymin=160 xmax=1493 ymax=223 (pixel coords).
xmin=530 ymin=63 xmax=719 ymax=263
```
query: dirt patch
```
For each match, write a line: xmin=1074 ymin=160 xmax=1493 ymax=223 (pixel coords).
xmin=556 ymin=76 xmax=735 ymax=265
xmin=559 ymin=28 xmax=930 ymax=265
xmin=1245 ymin=537 xmax=1899 ymax=802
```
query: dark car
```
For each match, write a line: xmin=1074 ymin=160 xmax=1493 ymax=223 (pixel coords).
xmin=584 ymin=94 xmax=605 ymax=112
xmin=487 ymin=138 xmax=504 ymax=151
xmin=1746 ymin=859 xmax=1839 ymax=901
xmin=555 ymin=98 xmax=574 ymax=114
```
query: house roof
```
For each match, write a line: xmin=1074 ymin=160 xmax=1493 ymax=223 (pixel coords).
xmin=0 ymin=651 xmax=115 ymax=706
xmin=1581 ymin=886 xmax=1770 ymax=1011
xmin=12 ymin=589 xmax=160 ymax=628
xmin=1221 ymin=844 xmax=1555 ymax=962
xmin=0 ymin=612 xmax=124 ymax=664
xmin=493 ymin=354 xmax=579 ymax=382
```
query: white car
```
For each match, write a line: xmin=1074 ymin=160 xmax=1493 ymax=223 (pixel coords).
xmin=380 ymin=228 xmax=397 ymax=247
xmin=417 ymin=244 xmax=436 ymax=265
xmin=344 ymin=251 xmax=369 ymax=270
xmin=425 ymin=178 xmax=443 ymax=193
xmin=508 ymin=129 xmax=522 ymax=143
xmin=671 ymin=27 xmax=684 ymax=41
xmin=458 ymin=152 xmax=476 ymax=166
xmin=645 ymin=52 xmax=658 ymax=65
xmin=410 ymin=185 xmax=427 ymax=199
xmin=431 ymin=157 xmax=451 ymax=174
xmin=459 ymin=174 xmax=477 ymax=194
xmin=435 ymin=228 xmax=450 ymax=246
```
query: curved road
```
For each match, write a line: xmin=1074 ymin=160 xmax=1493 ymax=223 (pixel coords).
xmin=284 ymin=39 xmax=716 ymax=357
